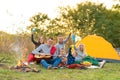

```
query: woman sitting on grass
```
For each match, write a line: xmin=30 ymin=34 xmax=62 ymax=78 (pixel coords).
xmin=67 ymin=43 xmax=106 ymax=69
xmin=73 ymin=44 xmax=88 ymax=64
xmin=26 ymin=33 xmax=45 ymax=64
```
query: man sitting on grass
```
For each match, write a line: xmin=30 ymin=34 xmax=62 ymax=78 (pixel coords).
xmin=32 ymin=37 xmax=61 ymax=69
xmin=54 ymin=33 xmax=71 ymax=68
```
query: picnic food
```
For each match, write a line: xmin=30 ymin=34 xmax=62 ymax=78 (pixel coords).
xmin=81 ymin=61 xmax=92 ymax=66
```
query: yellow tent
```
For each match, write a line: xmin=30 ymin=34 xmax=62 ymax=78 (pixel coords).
xmin=76 ymin=35 xmax=120 ymax=61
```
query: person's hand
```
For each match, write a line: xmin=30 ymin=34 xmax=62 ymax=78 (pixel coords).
xmin=71 ymin=45 xmax=74 ymax=49
xmin=69 ymin=32 xmax=71 ymax=36
xmin=40 ymin=53 xmax=46 ymax=56
xmin=58 ymin=55 xmax=62 ymax=57
xmin=31 ymin=29 xmax=35 ymax=34
xmin=31 ymin=28 xmax=37 ymax=34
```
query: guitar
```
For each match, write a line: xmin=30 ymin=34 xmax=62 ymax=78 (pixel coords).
xmin=34 ymin=54 xmax=52 ymax=63
xmin=34 ymin=54 xmax=52 ymax=59
xmin=34 ymin=53 xmax=67 ymax=63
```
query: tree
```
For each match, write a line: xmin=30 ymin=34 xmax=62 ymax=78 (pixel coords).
xmin=27 ymin=1 xmax=120 ymax=47
xmin=58 ymin=1 xmax=120 ymax=47
xmin=27 ymin=13 xmax=50 ymax=38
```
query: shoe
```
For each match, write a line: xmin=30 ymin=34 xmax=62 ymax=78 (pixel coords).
xmin=29 ymin=62 xmax=35 ymax=65
xmin=47 ymin=65 xmax=52 ymax=69
xmin=52 ymin=67 xmax=58 ymax=69
xmin=59 ymin=66 xmax=66 ymax=69
xmin=87 ymin=65 xmax=100 ymax=69
xmin=99 ymin=60 xmax=106 ymax=68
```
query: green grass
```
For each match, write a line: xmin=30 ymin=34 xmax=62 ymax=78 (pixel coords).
xmin=0 ymin=53 xmax=120 ymax=80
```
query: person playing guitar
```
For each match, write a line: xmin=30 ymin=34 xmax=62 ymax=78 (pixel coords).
xmin=29 ymin=37 xmax=61 ymax=69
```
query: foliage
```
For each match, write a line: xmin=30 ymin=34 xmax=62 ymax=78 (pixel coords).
xmin=56 ymin=2 xmax=120 ymax=47
xmin=27 ymin=13 xmax=50 ymax=38
xmin=27 ymin=2 xmax=120 ymax=47
xmin=0 ymin=31 xmax=15 ymax=53
xmin=0 ymin=31 xmax=34 ymax=58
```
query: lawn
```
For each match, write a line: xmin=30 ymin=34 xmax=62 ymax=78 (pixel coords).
xmin=0 ymin=53 xmax=120 ymax=80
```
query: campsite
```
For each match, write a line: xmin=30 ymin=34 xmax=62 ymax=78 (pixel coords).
xmin=0 ymin=0 xmax=120 ymax=80
xmin=0 ymin=33 xmax=120 ymax=80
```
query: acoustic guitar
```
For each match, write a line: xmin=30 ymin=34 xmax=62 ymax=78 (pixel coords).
xmin=34 ymin=54 xmax=52 ymax=59
xmin=34 ymin=54 xmax=52 ymax=63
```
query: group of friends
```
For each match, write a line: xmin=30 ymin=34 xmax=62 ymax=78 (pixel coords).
xmin=24 ymin=32 xmax=106 ymax=69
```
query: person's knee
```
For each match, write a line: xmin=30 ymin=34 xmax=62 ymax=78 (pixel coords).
xmin=57 ymin=57 xmax=62 ymax=62
xmin=40 ymin=59 xmax=45 ymax=64
xmin=27 ymin=53 xmax=35 ymax=62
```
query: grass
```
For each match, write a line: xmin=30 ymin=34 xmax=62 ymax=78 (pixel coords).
xmin=0 ymin=53 xmax=120 ymax=80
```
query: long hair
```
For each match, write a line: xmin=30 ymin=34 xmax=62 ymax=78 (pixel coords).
xmin=78 ymin=43 xmax=87 ymax=55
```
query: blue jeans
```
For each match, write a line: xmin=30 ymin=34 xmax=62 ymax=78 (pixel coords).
xmin=40 ymin=57 xmax=61 ymax=69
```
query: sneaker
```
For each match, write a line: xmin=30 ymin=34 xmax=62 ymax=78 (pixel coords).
xmin=87 ymin=65 xmax=101 ymax=69
xmin=52 ymin=67 xmax=58 ymax=69
xmin=47 ymin=65 xmax=52 ymax=69
xmin=59 ymin=66 xmax=66 ymax=69
xmin=99 ymin=60 xmax=106 ymax=68
xmin=29 ymin=62 xmax=35 ymax=65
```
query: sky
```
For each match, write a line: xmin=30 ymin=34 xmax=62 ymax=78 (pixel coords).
xmin=0 ymin=0 xmax=119 ymax=34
